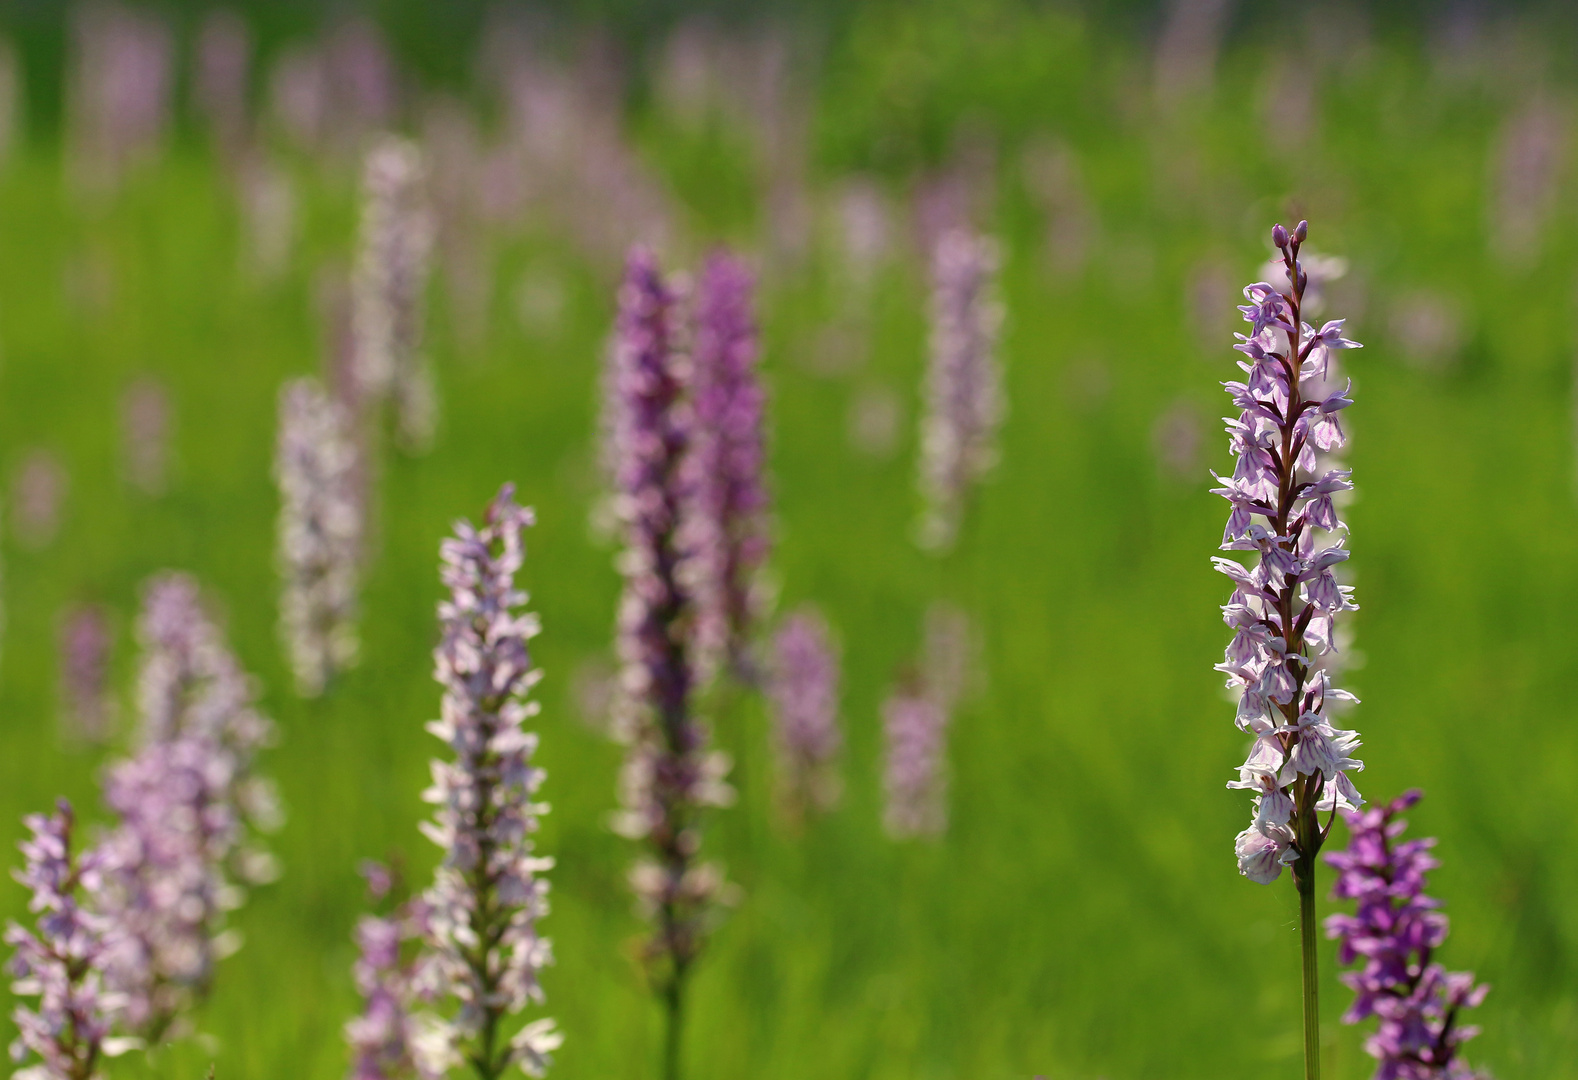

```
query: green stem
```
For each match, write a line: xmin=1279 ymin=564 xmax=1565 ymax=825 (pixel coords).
xmin=1296 ymin=856 xmax=1321 ymax=1080
xmin=661 ymin=974 xmax=685 ymax=1080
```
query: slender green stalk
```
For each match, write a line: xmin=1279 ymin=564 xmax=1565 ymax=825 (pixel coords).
xmin=1296 ymin=856 xmax=1321 ymax=1080
xmin=662 ymin=974 xmax=685 ymax=1080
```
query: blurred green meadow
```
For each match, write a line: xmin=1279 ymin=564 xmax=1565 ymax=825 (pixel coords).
xmin=1 ymin=2 xmax=1576 ymax=1077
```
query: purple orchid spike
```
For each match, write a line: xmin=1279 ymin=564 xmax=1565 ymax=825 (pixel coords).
xmin=344 ymin=862 xmax=434 ymax=1080
xmin=100 ymin=573 xmax=279 ymax=1043
xmin=120 ymin=377 xmax=171 ymax=495
xmin=193 ymin=10 xmax=251 ymax=162
xmin=275 ymin=377 xmax=363 ymax=697
xmin=689 ymin=250 xmax=771 ymax=681
xmin=1326 ymin=792 xmax=1491 ymax=1080
xmin=59 ymin=604 xmax=115 ymax=743
xmin=1213 ymin=221 xmax=1364 ymax=1080
xmin=607 ymin=247 xmax=734 ymax=1078
xmin=917 ymin=228 xmax=1005 ymax=552
xmin=66 ymin=4 xmax=173 ymax=192
xmin=767 ymin=607 xmax=842 ymax=817
xmin=417 ymin=484 xmax=558 ymax=1078
xmin=5 ymin=801 xmax=140 ymax=1080
xmin=353 ymin=137 xmax=437 ymax=452
xmin=881 ymin=682 xmax=949 ymax=839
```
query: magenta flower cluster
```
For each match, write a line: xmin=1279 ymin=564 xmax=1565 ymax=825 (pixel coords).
xmin=609 ymin=247 xmax=735 ymax=996
xmin=1327 ymin=792 xmax=1490 ymax=1080
xmin=1213 ymin=221 xmax=1364 ymax=885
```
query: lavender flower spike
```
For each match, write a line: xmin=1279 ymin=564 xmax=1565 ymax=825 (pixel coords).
xmin=347 ymin=914 xmax=425 ymax=1080
xmin=345 ymin=866 xmax=432 ymax=1080
xmin=6 ymin=801 xmax=139 ymax=1080
xmin=608 ymin=248 xmax=733 ymax=1080
xmin=689 ymin=250 xmax=771 ymax=681
xmin=59 ymin=604 xmax=115 ymax=743
xmin=767 ymin=608 xmax=842 ymax=817
xmin=1327 ymin=792 xmax=1491 ymax=1080
xmin=275 ymin=377 xmax=363 ymax=696
xmin=917 ymin=229 xmax=1004 ymax=552
xmin=353 ymin=137 xmax=437 ymax=452
xmin=419 ymin=484 xmax=558 ymax=1079
xmin=881 ymin=683 xmax=949 ymax=838
xmin=101 ymin=573 xmax=279 ymax=1042
xmin=1213 ymin=221 xmax=1363 ymax=1080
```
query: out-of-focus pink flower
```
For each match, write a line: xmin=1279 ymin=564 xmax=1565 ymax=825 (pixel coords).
xmin=13 ymin=449 xmax=67 ymax=549
xmin=59 ymin=604 xmax=115 ymax=743
xmin=67 ymin=4 xmax=173 ymax=192
xmin=917 ymin=230 xmax=1005 ymax=551
xmin=121 ymin=377 xmax=171 ymax=495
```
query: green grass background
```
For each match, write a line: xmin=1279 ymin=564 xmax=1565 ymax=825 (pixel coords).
xmin=0 ymin=4 xmax=1576 ymax=1077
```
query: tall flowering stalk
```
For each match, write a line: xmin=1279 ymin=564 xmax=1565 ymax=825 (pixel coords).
xmin=766 ymin=607 xmax=841 ymax=818
xmin=417 ymin=484 xmax=558 ymax=1078
xmin=1326 ymin=792 xmax=1490 ymax=1080
xmin=59 ymin=604 xmax=115 ymax=743
xmin=1213 ymin=220 xmax=1363 ymax=1080
xmin=608 ymin=248 xmax=733 ymax=1080
xmin=5 ymin=802 xmax=137 ymax=1080
xmin=353 ymin=137 xmax=437 ymax=452
xmin=100 ymin=573 xmax=279 ymax=1042
xmin=120 ymin=377 xmax=171 ymax=496
xmin=275 ymin=377 xmax=363 ymax=696
xmin=65 ymin=4 xmax=173 ymax=192
xmin=346 ymin=863 xmax=434 ymax=1080
xmin=917 ymin=229 xmax=1004 ymax=552
xmin=689 ymin=251 xmax=770 ymax=681
xmin=347 ymin=905 xmax=429 ymax=1080
xmin=881 ymin=682 xmax=949 ymax=838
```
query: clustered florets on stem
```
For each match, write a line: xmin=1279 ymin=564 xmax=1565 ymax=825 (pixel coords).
xmin=608 ymin=248 xmax=734 ymax=1067
xmin=59 ymin=604 xmax=115 ymax=742
xmin=99 ymin=573 xmax=279 ymax=1042
xmin=1326 ymin=791 xmax=1490 ymax=1080
xmin=275 ymin=376 xmax=363 ymax=697
xmin=353 ymin=137 xmax=436 ymax=452
xmin=416 ymin=484 xmax=558 ymax=1079
xmin=5 ymin=802 xmax=137 ymax=1080
xmin=881 ymin=682 xmax=949 ymax=839
xmin=1214 ymin=220 xmax=1365 ymax=886
xmin=917 ymin=228 xmax=1004 ymax=552
xmin=345 ymin=862 xmax=433 ymax=1080
xmin=766 ymin=607 xmax=842 ymax=817
xmin=688 ymin=251 xmax=770 ymax=681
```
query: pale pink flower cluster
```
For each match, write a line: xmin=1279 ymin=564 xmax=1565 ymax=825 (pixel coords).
xmin=353 ymin=138 xmax=437 ymax=452
xmin=416 ymin=485 xmax=558 ymax=1076
xmin=275 ymin=377 xmax=363 ymax=697
xmin=5 ymin=802 xmax=140 ymax=1080
xmin=66 ymin=4 xmax=172 ymax=192
xmin=917 ymin=230 xmax=1005 ymax=551
xmin=767 ymin=608 xmax=842 ymax=816
xmin=99 ymin=574 xmax=279 ymax=1041
xmin=1213 ymin=222 xmax=1365 ymax=884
